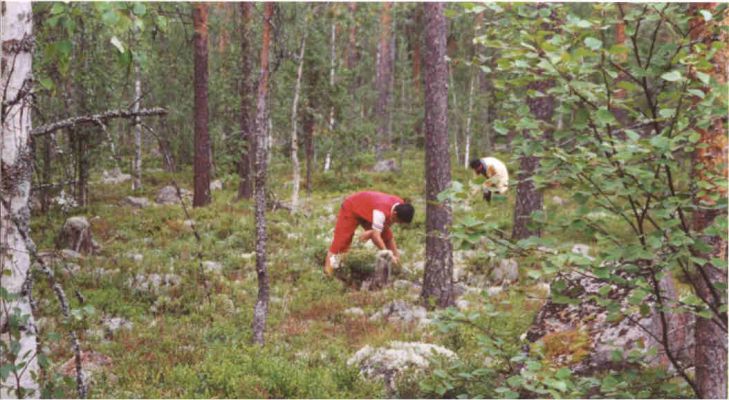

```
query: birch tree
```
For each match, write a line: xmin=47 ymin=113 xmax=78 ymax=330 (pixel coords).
xmin=290 ymin=22 xmax=308 ymax=212
xmin=1 ymin=2 xmax=39 ymax=397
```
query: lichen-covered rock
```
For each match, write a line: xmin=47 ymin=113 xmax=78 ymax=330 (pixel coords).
xmin=372 ymin=159 xmax=399 ymax=173
xmin=202 ymin=261 xmax=224 ymax=274
xmin=101 ymin=168 xmax=131 ymax=185
xmin=370 ymin=300 xmax=429 ymax=326
xmin=344 ymin=307 xmax=366 ymax=318
xmin=102 ymin=317 xmax=133 ymax=337
xmin=155 ymin=185 xmax=191 ymax=205
xmin=490 ymin=258 xmax=519 ymax=285
xmin=127 ymin=273 xmax=182 ymax=294
xmin=210 ymin=179 xmax=223 ymax=191
xmin=525 ymin=271 xmax=694 ymax=374
xmin=56 ymin=216 xmax=98 ymax=254
xmin=348 ymin=341 xmax=456 ymax=394
xmin=122 ymin=196 xmax=151 ymax=209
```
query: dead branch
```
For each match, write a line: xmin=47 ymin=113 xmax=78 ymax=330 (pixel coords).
xmin=31 ymin=107 xmax=167 ymax=137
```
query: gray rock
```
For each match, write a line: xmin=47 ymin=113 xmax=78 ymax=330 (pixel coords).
xmin=370 ymin=300 xmax=428 ymax=326
xmin=122 ymin=196 xmax=151 ymax=209
xmin=61 ymin=249 xmax=83 ymax=260
xmin=101 ymin=168 xmax=131 ymax=185
xmin=210 ymin=179 xmax=223 ymax=191
xmin=155 ymin=185 xmax=191 ymax=205
xmin=348 ymin=341 xmax=456 ymax=394
xmin=490 ymin=258 xmax=519 ymax=285
xmin=128 ymin=273 xmax=182 ymax=293
xmin=393 ymin=280 xmax=414 ymax=291
xmin=372 ymin=159 xmax=400 ymax=173
xmin=551 ymin=196 xmax=566 ymax=207
xmin=126 ymin=253 xmax=144 ymax=263
xmin=56 ymin=216 xmax=98 ymax=254
xmin=102 ymin=317 xmax=133 ymax=337
xmin=571 ymin=244 xmax=591 ymax=257
xmin=202 ymin=261 xmax=224 ymax=274
xmin=344 ymin=307 xmax=366 ymax=318
xmin=455 ymin=299 xmax=470 ymax=310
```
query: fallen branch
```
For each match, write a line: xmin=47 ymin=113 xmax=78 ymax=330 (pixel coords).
xmin=31 ymin=107 xmax=167 ymax=137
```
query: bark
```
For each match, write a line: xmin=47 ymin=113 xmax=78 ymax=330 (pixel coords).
xmin=346 ymin=2 xmax=359 ymax=90
xmin=463 ymin=70 xmax=475 ymax=169
xmin=132 ymin=50 xmax=143 ymax=191
xmin=237 ymin=2 xmax=255 ymax=200
xmin=252 ymin=2 xmax=273 ymax=346
xmin=511 ymin=78 xmax=553 ymax=240
xmin=193 ymin=3 xmax=211 ymax=207
xmin=420 ymin=2 xmax=454 ymax=309
xmin=375 ymin=2 xmax=394 ymax=161
xmin=324 ymin=19 xmax=336 ymax=173
xmin=1 ymin=2 xmax=40 ymax=397
xmin=290 ymin=29 xmax=307 ymax=212
xmin=688 ymin=4 xmax=728 ymax=398
xmin=304 ymin=108 xmax=315 ymax=196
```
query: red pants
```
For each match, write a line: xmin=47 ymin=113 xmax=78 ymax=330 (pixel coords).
xmin=329 ymin=200 xmax=392 ymax=254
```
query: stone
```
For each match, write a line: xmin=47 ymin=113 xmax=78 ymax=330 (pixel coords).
xmin=455 ymin=299 xmax=470 ymax=310
xmin=59 ymin=351 xmax=114 ymax=386
xmin=102 ymin=317 xmax=133 ymax=337
xmin=210 ymin=179 xmax=223 ymax=191
xmin=551 ymin=196 xmax=566 ymax=207
xmin=486 ymin=286 xmax=503 ymax=297
xmin=155 ymin=185 xmax=191 ymax=205
xmin=126 ymin=253 xmax=144 ymax=263
xmin=372 ymin=159 xmax=400 ymax=173
xmin=101 ymin=168 xmax=131 ymax=185
xmin=127 ymin=273 xmax=182 ymax=293
xmin=56 ymin=216 xmax=98 ymax=254
xmin=344 ymin=307 xmax=366 ymax=318
xmin=489 ymin=258 xmax=519 ymax=285
xmin=370 ymin=300 xmax=428 ymax=326
xmin=525 ymin=271 xmax=694 ymax=375
xmin=571 ymin=244 xmax=591 ymax=257
xmin=202 ymin=261 xmax=224 ymax=274
xmin=122 ymin=196 xmax=151 ymax=209
xmin=393 ymin=280 xmax=414 ymax=291
xmin=348 ymin=341 xmax=456 ymax=394
xmin=61 ymin=249 xmax=83 ymax=260
xmin=337 ymin=250 xmax=394 ymax=290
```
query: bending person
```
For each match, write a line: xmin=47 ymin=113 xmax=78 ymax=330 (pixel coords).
xmin=469 ymin=157 xmax=509 ymax=202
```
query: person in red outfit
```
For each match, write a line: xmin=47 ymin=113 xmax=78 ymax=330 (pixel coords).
xmin=324 ymin=191 xmax=415 ymax=276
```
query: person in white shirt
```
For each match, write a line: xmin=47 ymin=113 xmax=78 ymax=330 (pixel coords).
xmin=469 ymin=157 xmax=509 ymax=202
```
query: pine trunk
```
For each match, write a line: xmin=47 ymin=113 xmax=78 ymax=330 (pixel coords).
xmin=193 ymin=3 xmax=211 ymax=207
xmin=237 ymin=2 xmax=255 ymax=200
xmin=375 ymin=2 xmax=393 ymax=161
xmin=689 ymin=4 xmax=728 ymax=398
xmin=1 ymin=2 xmax=40 ymax=397
xmin=421 ymin=2 xmax=454 ymax=309
xmin=252 ymin=2 xmax=273 ymax=346
xmin=511 ymin=74 xmax=554 ymax=240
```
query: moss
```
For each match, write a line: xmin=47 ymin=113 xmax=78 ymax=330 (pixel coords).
xmin=539 ymin=328 xmax=592 ymax=366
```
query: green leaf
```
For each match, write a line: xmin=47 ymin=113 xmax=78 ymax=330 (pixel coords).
xmin=688 ymin=89 xmax=705 ymax=98
xmin=38 ymin=77 xmax=55 ymax=91
xmin=110 ymin=36 xmax=125 ymax=54
xmin=132 ymin=2 xmax=147 ymax=16
xmin=596 ymin=108 xmax=616 ymax=125
xmin=584 ymin=37 xmax=603 ymax=51
xmin=658 ymin=108 xmax=675 ymax=118
xmin=660 ymin=70 xmax=683 ymax=82
xmin=695 ymin=71 xmax=710 ymax=85
xmin=555 ymin=367 xmax=571 ymax=379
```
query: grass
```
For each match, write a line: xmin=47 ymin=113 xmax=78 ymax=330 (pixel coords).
xmin=29 ymin=149 xmax=615 ymax=398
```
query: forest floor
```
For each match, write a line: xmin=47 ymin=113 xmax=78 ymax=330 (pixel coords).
xmin=31 ymin=150 xmax=588 ymax=398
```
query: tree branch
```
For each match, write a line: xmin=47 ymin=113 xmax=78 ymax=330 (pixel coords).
xmin=31 ymin=107 xmax=167 ymax=137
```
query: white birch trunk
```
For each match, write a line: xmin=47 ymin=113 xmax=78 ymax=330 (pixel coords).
xmin=1 ymin=3 xmax=39 ymax=397
xmin=449 ymin=67 xmax=459 ymax=164
xmin=290 ymin=31 xmax=307 ymax=212
xmin=464 ymin=69 xmax=475 ymax=168
xmin=132 ymin=56 xmax=142 ymax=190
xmin=324 ymin=21 xmax=335 ymax=172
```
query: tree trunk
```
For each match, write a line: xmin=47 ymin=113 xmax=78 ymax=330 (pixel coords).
xmin=689 ymin=4 xmax=728 ymax=398
xmin=463 ymin=71 xmax=475 ymax=168
xmin=237 ymin=2 xmax=255 ymax=200
xmin=304 ymin=108 xmax=315 ymax=196
xmin=132 ymin=49 xmax=143 ymax=191
xmin=290 ymin=30 xmax=307 ymax=212
xmin=347 ymin=2 xmax=359 ymax=90
xmin=1 ymin=2 xmax=40 ymax=397
xmin=192 ymin=3 xmax=211 ymax=207
xmin=375 ymin=2 xmax=393 ymax=161
xmin=252 ymin=2 xmax=273 ymax=346
xmin=41 ymin=135 xmax=52 ymax=213
xmin=324 ymin=20 xmax=336 ymax=172
xmin=420 ymin=2 xmax=454 ymax=309
xmin=511 ymin=74 xmax=554 ymax=240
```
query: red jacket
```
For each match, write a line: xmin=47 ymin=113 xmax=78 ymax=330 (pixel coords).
xmin=343 ymin=191 xmax=403 ymax=230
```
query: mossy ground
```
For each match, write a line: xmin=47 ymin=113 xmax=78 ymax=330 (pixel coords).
xmin=31 ymin=150 xmax=593 ymax=398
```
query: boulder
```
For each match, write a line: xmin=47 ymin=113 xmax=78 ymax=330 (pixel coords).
xmin=370 ymin=300 xmax=428 ymax=326
xmin=122 ymin=196 xmax=151 ymax=209
xmin=202 ymin=261 xmax=224 ymax=274
xmin=372 ymin=159 xmax=400 ymax=173
xmin=102 ymin=316 xmax=133 ymax=337
xmin=348 ymin=341 xmax=456 ymax=394
xmin=525 ymin=271 xmax=694 ymax=374
xmin=155 ymin=185 xmax=191 ymax=205
xmin=489 ymin=258 xmax=519 ymax=285
xmin=127 ymin=273 xmax=182 ymax=294
xmin=101 ymin=168 xmax=131 ymax=185
xmin=344 ymin=307 xmax=366 ymax=318
xmin=551 ymin=196 xmax=566 ymax=207
xmin=210 ymin=179 xmax=223 ymax=191
xmin=56 ymin=216 xmax=98 ymax=254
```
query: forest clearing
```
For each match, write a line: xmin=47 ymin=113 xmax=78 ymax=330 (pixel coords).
xmin=1 ymin=2 xmax=727 ymax=399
